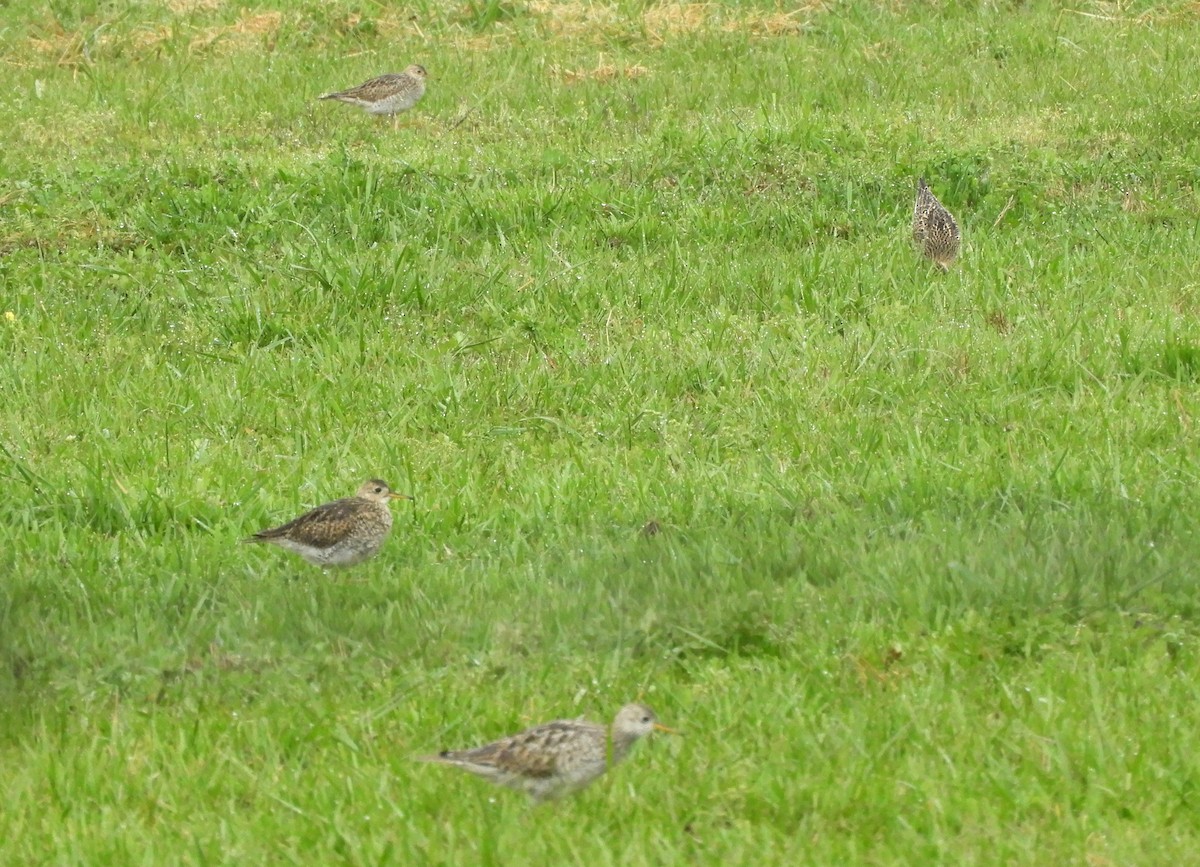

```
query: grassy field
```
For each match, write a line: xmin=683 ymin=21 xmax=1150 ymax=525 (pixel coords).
xmin=3 ymin=0 xmax=1200 ymax=862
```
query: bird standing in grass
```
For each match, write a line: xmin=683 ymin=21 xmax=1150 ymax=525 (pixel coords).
xmin=417 ymin=703 xmax=677 ymax=802
xmin=319 ymin=64 xmax=428 ymax=129
xmin=244 ymin=479 xmax=412 ymax=568
xmin=912 ymin=177 xmax=961 ymax=271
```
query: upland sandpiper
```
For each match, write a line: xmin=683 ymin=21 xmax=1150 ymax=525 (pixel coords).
xmin=912 ymin=177 xmax=961 ymax=271
xmin=244 ymin=479 xmax=412 ymax=567
xmin=319 ymin=64 xmax=428 ymax=129
xmin=417 ymin=703 xmax=676 ymax=802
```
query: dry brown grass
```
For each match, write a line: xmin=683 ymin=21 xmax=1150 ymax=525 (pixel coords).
xmin=21 ymin=28 xmax=87 ymax=69
xmin=163 ymin=0 xmax=224 ymax=13
xmin=10 ymin=0 xmax=828 ymax=70
xmin=1142 ymin=1 xmax=1200 ymax=24
xmin=20 ymin=9 xmax=284 ymax=65
xmin=1068 ymin=1 xmax=1200 ymax=25
xmin=188 ymin=10 xmax=282 ymax=54
xmin=643 ymin=1 xmax=825 ymax=44
xmin=642 ymin=2 xmax=715 ymax=43
xmin=552 ymin=55 xmax=651 ymax=83
xmin=526 ymin=1 xmax=824 ymax=46
xmin=126 ymin=25 xmax=175 ymax=54
xmin=528 ymin=0 xmax=623 ymax=36
xmin=0 ymin=215 xmax=141 ymax=258
xmin=447 ymin=32 xmax=509 ymax=53
xmin=734 ymin=5 xmax=823 ymax=37
xmin=124 ymin=11 xmax=283 ymax=57
xmin=348 ymin=9 xmax=425 ymax=37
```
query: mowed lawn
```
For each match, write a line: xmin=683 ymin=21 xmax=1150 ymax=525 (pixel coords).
xmin=3 ymin=0 xmax=1200 ymax=862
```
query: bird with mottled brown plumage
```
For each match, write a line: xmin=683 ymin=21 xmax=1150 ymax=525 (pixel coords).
xmin=417 ymin=703 xmax=677 ymax=802
xmin=319 ymin=65 xmax=428 ymax=128
xmin=912 ymin=177 xmax=961 ymax=271
xmin=244 ymin=479 xmax=412 ymax=568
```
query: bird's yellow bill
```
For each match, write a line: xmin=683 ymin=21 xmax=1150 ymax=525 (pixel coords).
xmin=390 ymin=492 xmax=415 ymax=501
xmin=653 ymin=723 xmax=680 ymax=735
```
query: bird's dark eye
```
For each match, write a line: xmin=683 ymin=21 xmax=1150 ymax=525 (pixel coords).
xmin=375 ymin=487 xmax=383 ymax=493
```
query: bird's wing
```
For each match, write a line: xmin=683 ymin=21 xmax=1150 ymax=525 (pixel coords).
xmin=424 ymin=721 xmax=598 ymax=779
xmin=249 ymin=497 xmax=360 ymax=548
xmin=328 ymin=74 xmax=409 ymax=101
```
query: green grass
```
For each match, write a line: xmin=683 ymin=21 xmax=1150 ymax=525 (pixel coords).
xmin=3 ymin=0 xmax=1200 ymax=862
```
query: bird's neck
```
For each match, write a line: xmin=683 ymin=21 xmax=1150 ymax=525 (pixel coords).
xmin=607 ymin=728 xmax=637 ymax=766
